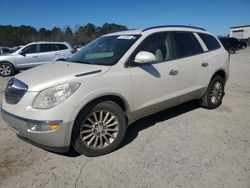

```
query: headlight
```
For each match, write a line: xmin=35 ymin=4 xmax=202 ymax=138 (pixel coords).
xmin=33 ymin=83 xmax=80 ymax=109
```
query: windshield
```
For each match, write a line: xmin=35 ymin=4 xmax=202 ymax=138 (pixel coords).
xmin=68 ymin=35 xmax=140 ymax=65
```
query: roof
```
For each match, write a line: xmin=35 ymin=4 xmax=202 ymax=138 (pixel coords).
xmin=104 ymin=29 xmax=141 ymax=36
xmin=142 ymin=25 xmax=206 ymax=31
xmin=104 ymin=25 xmax=207 ymax=36
xmin=230 ymin=25 xmax=250 ymax=29
xmin=29 ymin=41 xmax=68 ymax=44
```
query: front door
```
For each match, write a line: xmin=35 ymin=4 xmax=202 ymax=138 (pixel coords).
xmin=16 ymin=44 xmax=39 ymax=68
xmin=128 ymin=32 xmax=180 ymax=119
xmin=38 ymin=43 xmax=58 ymax=65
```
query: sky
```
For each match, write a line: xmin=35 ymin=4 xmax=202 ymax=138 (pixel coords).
xmin=0 ymin=0 xmax=250 ymax=36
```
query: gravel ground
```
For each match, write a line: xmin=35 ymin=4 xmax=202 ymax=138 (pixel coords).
xmin=0 ymin=48 xmax=250 ymax=188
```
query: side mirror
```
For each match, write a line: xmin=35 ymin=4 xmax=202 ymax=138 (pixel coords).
xmin=134 ymin=51 xmax=156 ymax=64
xmin=19 ymin=51 xmax=26 ymax=56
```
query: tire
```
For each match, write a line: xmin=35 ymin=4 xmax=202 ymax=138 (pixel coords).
xmin=200 ymin=75 xmax=225 ymax=109
xmin=72 ymin=101 xmax=127 ymax=157
xmin=0 ymin=62 xmax=15 ymax=77
xmin=228 ymin=48 xmax=235 ymax=54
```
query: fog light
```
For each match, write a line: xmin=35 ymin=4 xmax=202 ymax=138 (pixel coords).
xmin=28 ymin=123 xmax=59 ymax=132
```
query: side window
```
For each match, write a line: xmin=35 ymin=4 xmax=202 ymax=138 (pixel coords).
xmin=39 ymin=44 xmax=57 ymax=53
xmin=172 ymin=32 xmax=203 ymax=58
xmin=198 ymin=33 xmax=221 ymax=50
xmin=22 ymin=44 xmax=37 ymax=54
xmin=134 ymin=32 xmax=174 ymax=62
xmin=56 ymin=44 xmax=68 ymax=50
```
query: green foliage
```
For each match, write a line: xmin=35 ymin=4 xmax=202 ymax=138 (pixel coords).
xmin=0 ymin=23 xmax=128 ymax=47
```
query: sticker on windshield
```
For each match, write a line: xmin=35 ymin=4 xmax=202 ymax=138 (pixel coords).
xmin=117 ymin=36 xmax=135 ymax=40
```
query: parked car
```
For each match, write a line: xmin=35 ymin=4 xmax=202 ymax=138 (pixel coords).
xmin=239 ymin=40 xmax=248 ymax=49
xmin=0 ymin=41 xmax=76 ymax=77
xmin=74 ymin=45 xmax=84 ymax=51
xmin=11 ymin=46 xmax=24 ymax=51
xmin=1 ymin=25 xmax=229 ymax=156
xmin=0 ymin=47 xmax=16 ymax=55
xmin=219 ymin=37 xmax=241 ymax=53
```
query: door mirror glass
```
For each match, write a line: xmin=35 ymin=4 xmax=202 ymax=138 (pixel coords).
xmin=134 ymin=51 xmax=156 ymax=64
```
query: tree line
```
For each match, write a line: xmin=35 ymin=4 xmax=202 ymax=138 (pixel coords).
xmin=0 ymin=23 xmax=128 ymax=47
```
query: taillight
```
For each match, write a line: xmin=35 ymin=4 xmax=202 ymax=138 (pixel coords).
xmin=71 ymin=48 xmax=77 ymax=54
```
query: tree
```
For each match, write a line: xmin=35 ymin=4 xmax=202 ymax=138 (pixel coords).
xmin=98 ymin=23 xmax=127 ymax=36
xmin=38 ymin=28 xmax=50 ymax=40
xmin=50 ymin=27 xmax=64 ymax=41
xmin=0 ymin=23 xmax=128 ymax=47
xmin=65 ymin=27 xmax=73 ymax=43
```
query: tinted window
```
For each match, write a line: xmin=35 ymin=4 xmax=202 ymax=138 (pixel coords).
xmin=68 ymin=35 xmax=140 ymax=66
xmin=198 ymin=33 xmax=220 ymax=50
xmin=2 ymin=48 xmax=13 ymax=54
xmin=56 ymin=44 xmax=68 ymax=50
xmin=134 ymin=32 xmax=174 ymax=62
xmin=22 ymin=44 xmax=37 ymax=54
xmin=172 ymin=32 xmax=203 ymax=58
xmin=40 ymin=44 xmax=57 ymax=52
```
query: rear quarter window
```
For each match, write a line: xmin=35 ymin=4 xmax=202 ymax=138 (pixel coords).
xmin=56 ymin=44 xmax=68 ymax=50
xmin=198 ymin=33 xmax=221 ymax=51
xmin=39 ymin=44 xmax=57 ymax=52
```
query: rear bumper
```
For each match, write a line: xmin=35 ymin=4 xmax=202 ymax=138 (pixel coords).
xmin=1 ymin=108 xmax=72 ymax=153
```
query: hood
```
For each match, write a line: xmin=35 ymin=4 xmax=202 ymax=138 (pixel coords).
xmin=15 ymin=61 xmax=110 ymax=91
xmin=0 ymin=53 xmax=17 ymax=58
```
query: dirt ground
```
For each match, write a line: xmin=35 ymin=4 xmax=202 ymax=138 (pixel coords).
xmin=0 ymin=48 xmax=249 ymax=188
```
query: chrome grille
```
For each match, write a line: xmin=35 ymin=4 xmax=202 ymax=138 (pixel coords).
xmin=5 ymin=78 xmax=28 ymax=104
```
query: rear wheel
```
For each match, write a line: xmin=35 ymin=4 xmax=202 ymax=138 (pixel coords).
xmin=72 ymin=101 xmax=127 ymax=157
xmin=200 ymin=75 xmax=225 ymax=109
xmin=0 ymin=62 xmax=15 ymax=77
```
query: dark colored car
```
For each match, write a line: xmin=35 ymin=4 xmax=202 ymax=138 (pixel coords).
xmin=239 ymin=40 xmax=248 ymax=49
xmin=219 ymin=37 xmax=241 ymax=54
xmin=0 ymin=47 xmax=15 ymax=55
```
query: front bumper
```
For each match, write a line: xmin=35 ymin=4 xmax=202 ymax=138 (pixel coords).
xmin=1 ymin=108 xmax=72 ymax=153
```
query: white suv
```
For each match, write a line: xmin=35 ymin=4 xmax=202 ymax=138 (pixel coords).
xmin=1 ymin=26 xmax=229 ymax=156
xmin=0 ymin=41 xmax=76 ymax=77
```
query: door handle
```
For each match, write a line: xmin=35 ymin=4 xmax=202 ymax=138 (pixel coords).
xmin=201 ymin=62 xmax=208 ymax=67
xmin=55 ymin=53 xmax=60 ymax=55
xmin=32 ymin=55 xmax=38 ymax=58
xmin=169 ymin=69 xmax=178 ymax=76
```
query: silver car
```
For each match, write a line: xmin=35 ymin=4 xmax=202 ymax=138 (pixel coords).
xmin=0 ymin=41 xmax=76 ymax=77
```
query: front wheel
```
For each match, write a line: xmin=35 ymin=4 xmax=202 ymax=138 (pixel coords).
xmin=200 ymin=75 xmax=225 ymax=109
xmin=0 ymin=62 xmax=15 ymax=77
xmin=72 ymin=101 xmax=127 ymax=157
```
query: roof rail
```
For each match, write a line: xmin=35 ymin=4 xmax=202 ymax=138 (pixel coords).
xmin=142 ymin=25 xmax=206 ymax=32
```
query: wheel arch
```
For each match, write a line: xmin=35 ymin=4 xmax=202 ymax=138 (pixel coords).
xmin=73 ymin=93 xmax=132 ymax=128
xmin=56 ymin=58 xmax=65 ymax=61
xmin=211 ymin=69 xmax=226 ymax=82
xmin=69 ymin=94 xmax=132 ymax=145
xmin=0 ymin=60 xmax=15 ymax=66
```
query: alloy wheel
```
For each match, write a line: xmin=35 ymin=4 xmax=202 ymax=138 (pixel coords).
xmin=0 ymin=64 xmax=12 ymax=76
xmin=80 ymin=110 xmax=119 ymax=149
xmin=210 ymin=81 xmax=223 ymax=104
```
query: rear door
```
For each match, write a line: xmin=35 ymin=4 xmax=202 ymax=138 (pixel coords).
xmin=56 ymin=43 xmax=72 ymax=58
xmin=196 ymin=33 xmax=224 ymax=88
xmin=38 ymin=43 xmax=58 ymax=64
xmin=170 ymin=31 xmax=205 ymax=102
